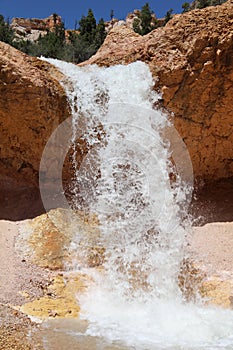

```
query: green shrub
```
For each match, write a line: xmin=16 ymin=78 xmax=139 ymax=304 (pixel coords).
xmin=12 ymin=10 xmax=106 ymax=64
xmin=133 ymin=3 xmax=158 ymax=36
xmin=0 ymin=14 xmax=14 ymax=45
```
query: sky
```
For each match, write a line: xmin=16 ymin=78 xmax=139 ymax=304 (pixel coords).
xmin=0 ymin=1 xmax=186 ymax=29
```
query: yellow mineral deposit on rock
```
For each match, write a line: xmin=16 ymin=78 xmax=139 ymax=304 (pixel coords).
xmin=188 ymin=222 xmax=233 ymax=308
xmin=17 ymin=208 xmax=101 ymax=270
xmin=18 ymin=273 xmax=89 ymax=320
xmin=200 ymin=279 xmax=233 ymax=308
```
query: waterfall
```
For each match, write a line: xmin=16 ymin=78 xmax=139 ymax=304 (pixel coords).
xmin=40 ymin=58 xmax=233 ymax=350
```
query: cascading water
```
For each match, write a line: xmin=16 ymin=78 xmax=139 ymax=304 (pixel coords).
xmin=40 ymin=58 xmax=233 ymax=350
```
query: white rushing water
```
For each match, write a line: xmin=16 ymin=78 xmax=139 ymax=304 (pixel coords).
xmin=41 ymin=58 xmax=233 ymax=350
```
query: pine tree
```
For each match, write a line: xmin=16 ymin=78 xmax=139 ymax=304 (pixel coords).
xmin=94 ymin=18 xmax=107 ymax=48
xmin=68 ymin=10 xmax=106 ymax=63
xmin=197 ymin=0 xmax=211 ymax=8
xmin=164 ymin=9 xmax=173 ymax=25
xmin=133 ymin=18 xmax=141 ymax=34
xmin=0 ymin=15 xmax=14 ymax=45
xmin=133 ymin=3 xmax=157 ymax=36
xmin=182 ymin=2 xmax=191 ymax=13
xmin=79 ymin=9 xmax=97 ymax=43
xmin=181 ymin=0 xmax=227 ymax=11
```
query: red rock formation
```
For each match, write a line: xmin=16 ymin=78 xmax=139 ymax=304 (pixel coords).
xmin=0 ymin=42 xmax=70 ymax=219
xmin=1 ymin=1 xmax=233 ymax=218
xmin=83 ymin=0 xmax=233 ymax=181
xmin=11 ymin=14 xmax=62 ymax=41
xmin=11 ymin=14 xmax=62 ymax=32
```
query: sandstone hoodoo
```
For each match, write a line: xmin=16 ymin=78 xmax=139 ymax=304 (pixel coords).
xmin=11 ymin=14 xmax=63 ymax=42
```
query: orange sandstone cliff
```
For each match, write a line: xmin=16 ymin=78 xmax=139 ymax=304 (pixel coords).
xmin=84 ymin=0 xmax=233 ymax=181
xmin=0 ymin=1 xmax=233 ymax=219
xmin=0 ymin=42 xmax=70 ymax=219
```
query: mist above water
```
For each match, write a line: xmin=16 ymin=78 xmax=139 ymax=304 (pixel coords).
xmin=41 ymin=58 xmax=233 ymax=350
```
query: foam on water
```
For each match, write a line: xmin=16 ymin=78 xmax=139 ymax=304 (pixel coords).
xmin=80 ymin=291 xmax=233 ymax=349
xmin=41 ymin=57 xmax=233 ymax=350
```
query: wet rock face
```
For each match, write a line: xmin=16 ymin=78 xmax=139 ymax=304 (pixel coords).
xmin=84 ymin=0 xmax=233 ymax=181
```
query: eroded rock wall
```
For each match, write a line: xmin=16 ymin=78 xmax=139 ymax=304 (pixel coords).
xmin=11 ymin=14 xmax=62 ymax=41
xmin=0 ymin=42 xmax=70 ymax=184
xmin=84 ymin=0 xmax=233 ymax=181
xmin=1 ymin=1 xmax=233 ymax=218
xmin=0 ymin=42 xmax=70 ymax=219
